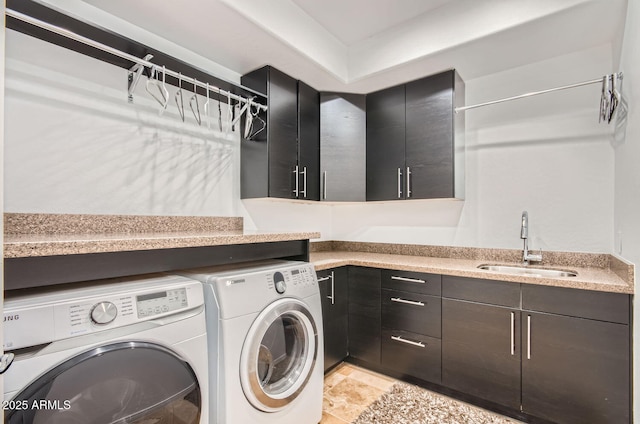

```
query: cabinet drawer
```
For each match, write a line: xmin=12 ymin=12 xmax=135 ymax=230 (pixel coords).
xmin=381 ymin=328 xmax=441 ymax=384
xmin=522 ymin=285 xmax=630 ymax=324
xmin=442 ymin=275 xmax=520 ymax=308
xmin=382 ymin=289 xmax=441 ymax=338
xmin=382 ymin=270 xmax=441 ymax=295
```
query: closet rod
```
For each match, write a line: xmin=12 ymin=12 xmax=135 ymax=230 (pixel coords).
xmin=5 ymin=8 xmax=267 ymax=112
xmin=455 ymin=72 xmax=623 ymax=113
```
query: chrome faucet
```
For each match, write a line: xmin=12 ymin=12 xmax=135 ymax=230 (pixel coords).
xmin=521 ymin=211 xmax=542 ymax=264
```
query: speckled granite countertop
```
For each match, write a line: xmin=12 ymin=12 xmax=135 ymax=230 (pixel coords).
xmin=310 ymin=242 xmax=634 ymax=294
xmin=3 ymin=213 xmax=320 ymax=258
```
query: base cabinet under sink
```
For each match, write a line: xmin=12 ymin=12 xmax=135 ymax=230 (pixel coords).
xmin=332 ymin=269 xmax=632 ymax=424
xmin=521 ymin=311 xmax=629 ymax=424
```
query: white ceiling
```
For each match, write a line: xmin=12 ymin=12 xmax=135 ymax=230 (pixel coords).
xmin=66 ymin=0 xmax=628 ymax=92
xmin=291 ymin=0 xmax=454 ymax=45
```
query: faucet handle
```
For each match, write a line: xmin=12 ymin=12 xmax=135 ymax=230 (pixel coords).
xmin=529 ymin=248 xmax=543 ymax=263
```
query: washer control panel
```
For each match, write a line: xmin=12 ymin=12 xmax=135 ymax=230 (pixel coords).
xmin=3 ymin=277 xmax=203 ymax=351
xmin=265 ymin=264 xmax=317 ymax=296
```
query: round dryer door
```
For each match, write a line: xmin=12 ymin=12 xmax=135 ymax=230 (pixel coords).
xmin=5 ymin=342 xmax=201 ymax=424
xmin=240 ymin=298 xmax=318 ymax=412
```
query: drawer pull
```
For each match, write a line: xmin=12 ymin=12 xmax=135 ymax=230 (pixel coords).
xmin=317 ymin=276 xmax=332 ymax=283
xmin=391 ymin=335 xmax=425 ymax=348
xmin=390 ymin=297 xmax=425 ymax=307
xmin=391 ymin=276 xmax=426 ymax=284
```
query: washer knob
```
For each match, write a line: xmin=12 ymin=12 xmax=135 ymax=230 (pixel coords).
xmin=91 ymin=301 xmax=118 ymax=325
xmin=274 ymin=272 xmax=287 ymax=294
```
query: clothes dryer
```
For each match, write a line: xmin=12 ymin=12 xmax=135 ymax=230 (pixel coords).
xmin=179 ymin=260 xmax=323 ymax=424
xmin=2 ymin=274 xmax=209 ymax=424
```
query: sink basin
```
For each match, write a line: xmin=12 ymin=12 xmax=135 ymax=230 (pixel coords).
xmin=477 ymin=264 xmax=577 ymax=278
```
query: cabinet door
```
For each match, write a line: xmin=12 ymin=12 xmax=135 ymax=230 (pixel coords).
xmin=318 ymin=268 xmax=348 ymax=372
xmin=298 ymin=81 xmax=320 ymax=201
xmin=366 ymin=85 xmax=406 ymax=201
xmin=405 ymin=71 xmax=455 ymax=199
xmin=320 ymin=93 xmax=366 ymax=201
xmin=521 ymin=312 xmax=630 ymax=424
xmin=442 ymin=299 xmax=521 ymax=410
xmin=347 ymin=267 xmax=381 ymax=365
xmin=268 ymin=67 xmax=299 ymax=199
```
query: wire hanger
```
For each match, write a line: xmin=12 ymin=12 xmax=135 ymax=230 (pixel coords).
xmin=175 ymin=72 xmax=185 ymax=122
xmin=146 ymin=65 xmax=169 ymax=114
xmin=189 ymin=78 xmax=202 ymax=126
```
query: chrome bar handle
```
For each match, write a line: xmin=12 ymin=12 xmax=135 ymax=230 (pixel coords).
xmin=406 ymin=166 xmax=412 ymax=198
xmin=391 ymin=335 xmax=425 ymax=348
xmin=391 ymin=297 xmax=425 ymax=307
xmin=397 ymin=168 xmax=403 ymax=198
xmin=391 ymin=276 xmax=426 ymax=284
xmin=301 ymin=166 xmax=307 ymax=198
xmin=322 ymin=171 xmax=327 ymax=200
xmin=527 ymin=315 xmax=532 ymax=360
xmin=293 ymin=165 xmax=299 ymax=197
xmin=510 ymin=312 xmax=515 ymax=356
xmin=329 ymin=271 xmax=335 ymax=305
xmin=317 ymin=272 xmax=335 ymax=304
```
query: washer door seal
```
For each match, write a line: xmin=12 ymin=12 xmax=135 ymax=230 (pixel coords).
xmin=240 ymin=298 xmax=318 ymax=412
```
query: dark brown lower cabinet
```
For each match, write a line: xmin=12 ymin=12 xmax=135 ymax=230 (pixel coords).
xmin=347 ymin=267 xmax=381 ymax=365
xmin=521 ymin=311 xmax=630 ymax=424
xmin=318 ymin=267 xmax=348 ymax=372
xmin=442 ymin=299 xmax=521 ymax=410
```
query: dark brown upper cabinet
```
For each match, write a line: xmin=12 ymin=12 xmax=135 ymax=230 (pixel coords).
xmin=241 ymin=66 xmax=320 ymax=200
xmin=366 ymin=69 xmax=465 ymax=201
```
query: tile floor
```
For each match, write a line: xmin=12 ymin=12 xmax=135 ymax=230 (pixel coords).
xmin=321 ymin=363 xmax=523 ymax=424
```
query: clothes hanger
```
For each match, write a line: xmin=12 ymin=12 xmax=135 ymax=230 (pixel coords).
xmin=175 ymin=72 xmax=185 ymax=122
xmin=145 ymin=65 xmax=169 ymax=114
xmin=189 ymin=78 xmax=202 ymax=126
xmin=203 ymin=83 xmax=211 ymax=129
xmin=218 ymin=88 xmax=223 ymax=131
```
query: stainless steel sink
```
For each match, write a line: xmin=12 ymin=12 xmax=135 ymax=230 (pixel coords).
xmin=477 ymin=264 xmax=577 ymax=278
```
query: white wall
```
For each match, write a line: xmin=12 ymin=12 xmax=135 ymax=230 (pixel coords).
xmin=1 ymin=0 xmax=6 ymax=397
xmin=615 ymin=0 xmax=640 ymax=420
xmin=6 ymin=29 xmax=618 ymax=254
xmin=326 ymin=44 xmax=616 ymax=252
xmin=5 ymin=30 xmax=242 ymax=216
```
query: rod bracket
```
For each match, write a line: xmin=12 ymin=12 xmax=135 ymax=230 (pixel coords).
xmin=128 ymin=54 xmax=154 ymax=103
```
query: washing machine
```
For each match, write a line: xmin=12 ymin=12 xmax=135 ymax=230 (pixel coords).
xmin=2 ymin=274 xmax=209 ymax=424
xmin=179 ymin=260 xmax=323 ymax=424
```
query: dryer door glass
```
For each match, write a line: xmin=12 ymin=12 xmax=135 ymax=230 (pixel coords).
xmin=241 ymin=298 xmax=318 ymax=411
xmin=5 ymin=342 xmax=201 ymax=424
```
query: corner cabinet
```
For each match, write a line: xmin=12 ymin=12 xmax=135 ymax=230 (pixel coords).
xmin=320 ymin=93 xmax=366 ymax=201
xmin=241 ymin=66 xmax=320 ymax=200
xmin=317 ymin=267 xmax=349 ymax=372
xmin=366 ymin=69 xmax=465 ymax=201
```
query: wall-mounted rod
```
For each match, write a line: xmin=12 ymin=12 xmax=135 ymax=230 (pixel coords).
xmin=5 ymin=8 xmax=267 ymax=112
xmin=455 ymin=72 xmax=623 ymax=113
